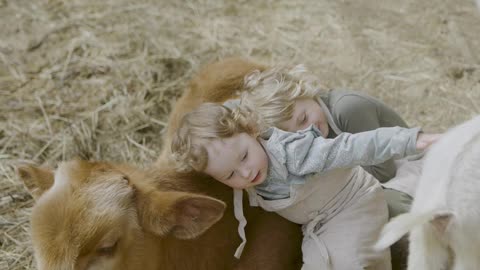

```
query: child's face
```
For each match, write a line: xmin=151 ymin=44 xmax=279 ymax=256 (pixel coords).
xmin=278 ymin=98 xmax=329 ymax=137
xmin=203 ymin=133 xmax=269 ymax=189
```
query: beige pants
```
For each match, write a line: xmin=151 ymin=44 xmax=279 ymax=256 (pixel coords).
xmin=302 ymin=158 xmax=424 ymax=269
xmin=250 ymin=168 xmax=391 ymax=270
xmin=300 ymin=173 xmax=391 ymax=270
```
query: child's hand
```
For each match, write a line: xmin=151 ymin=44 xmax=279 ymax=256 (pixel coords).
xmin=416 ymin=133 xmax=443 ymax=151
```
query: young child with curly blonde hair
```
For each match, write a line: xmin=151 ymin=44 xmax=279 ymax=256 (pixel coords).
xmin=171 ymin=90 xmax=440 ymax=270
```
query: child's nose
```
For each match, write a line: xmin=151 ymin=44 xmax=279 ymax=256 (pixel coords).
xmin=240 ymin=167 xmax=251 ymax=179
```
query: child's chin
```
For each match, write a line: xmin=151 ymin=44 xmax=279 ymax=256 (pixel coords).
xmin=321 ymin=126 xmax=329 ymax=138
xmin=254 ymin=176 xmax=266 ymax=186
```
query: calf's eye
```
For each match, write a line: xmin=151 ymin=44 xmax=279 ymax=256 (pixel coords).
xmin=97 ymin=240 xmax=118 ymax=256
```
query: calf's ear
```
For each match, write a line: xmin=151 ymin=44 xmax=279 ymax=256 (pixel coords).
xmin=136 ymin=190 xmax=226 ymax=239
xmin=16 ymin=164 xmax=54 ymax=200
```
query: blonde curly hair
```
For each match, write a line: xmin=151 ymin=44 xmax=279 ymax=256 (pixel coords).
xmin=240 ymin=64 xmax=327 ymax=128
xmin=171 ymin=103 xmax=261 ymax=172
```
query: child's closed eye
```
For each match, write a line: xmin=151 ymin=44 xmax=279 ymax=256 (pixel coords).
xmin=242 ymin=151 xmax=248 ymax=161
xmin=299 ymin=113 xmax=307 ymax=124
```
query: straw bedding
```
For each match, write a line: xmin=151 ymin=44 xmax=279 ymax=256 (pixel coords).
xmin=0 ymin=0 xmax=479 ymax=269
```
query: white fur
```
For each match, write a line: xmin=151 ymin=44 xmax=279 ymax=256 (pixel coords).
xmin=375 ymin=115 xmax=480 ymax=270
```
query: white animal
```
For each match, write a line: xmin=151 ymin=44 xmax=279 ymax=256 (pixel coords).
xmin=375 ymin=115 xmax=480 ymax=270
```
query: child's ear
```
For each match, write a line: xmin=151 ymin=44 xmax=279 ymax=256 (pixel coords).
xmin=16 ymin=164 xmax=54 ymax=200
xmin=136 ymin=189 xmax=226 ymax=239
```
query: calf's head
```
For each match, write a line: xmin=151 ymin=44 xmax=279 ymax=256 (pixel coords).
xmin=17 ymin=159 xmax=225 ymax=270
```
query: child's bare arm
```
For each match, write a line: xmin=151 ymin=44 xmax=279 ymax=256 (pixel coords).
xmin=416 ymin=133 xmax=442 ymax=150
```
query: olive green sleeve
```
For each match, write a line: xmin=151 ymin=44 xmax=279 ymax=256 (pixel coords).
xmin=329 ymin=90 xmax=409 ymax=183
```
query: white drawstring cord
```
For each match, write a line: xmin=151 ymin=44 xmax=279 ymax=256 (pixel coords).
xmin=233 ymin=189 xmax=247 ymax=258
xmin=303 ymin=212 xmax=331 ymax=269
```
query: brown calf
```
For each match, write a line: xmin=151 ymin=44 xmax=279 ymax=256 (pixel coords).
xmin=20 ymin=57 xmax=302 ymax=270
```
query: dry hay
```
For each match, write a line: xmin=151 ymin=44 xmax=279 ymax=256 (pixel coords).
xmin=1 ymin=0 xmax=479 ymax=269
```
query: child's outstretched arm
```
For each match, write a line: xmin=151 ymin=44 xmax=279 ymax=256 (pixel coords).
xmin=416 ymin=133 xmax=442 ymax=150
xmin=329 ymin=90 xmax=410 ymax=182
xmin=281 ymin=126 xmax=439 ymax=176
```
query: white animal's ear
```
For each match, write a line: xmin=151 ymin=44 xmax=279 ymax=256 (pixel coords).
xmin=16 ymin=164 xmax=54 ymax=200
xmin=136 ymin=190 xmax=226 ymax=239
xmin=430 ymin=213 xmax=453 ymax=234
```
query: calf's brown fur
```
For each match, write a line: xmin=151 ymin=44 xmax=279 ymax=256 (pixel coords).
xmin=20 ymin=57 xmax=302 ymax=270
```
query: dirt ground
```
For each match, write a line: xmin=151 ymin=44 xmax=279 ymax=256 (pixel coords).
xmin=0 ymin=0 xmax=479 ymax=269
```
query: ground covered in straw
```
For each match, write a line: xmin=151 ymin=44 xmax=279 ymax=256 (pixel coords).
xmin=1 ymin=0 xmax=479 ymax=269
